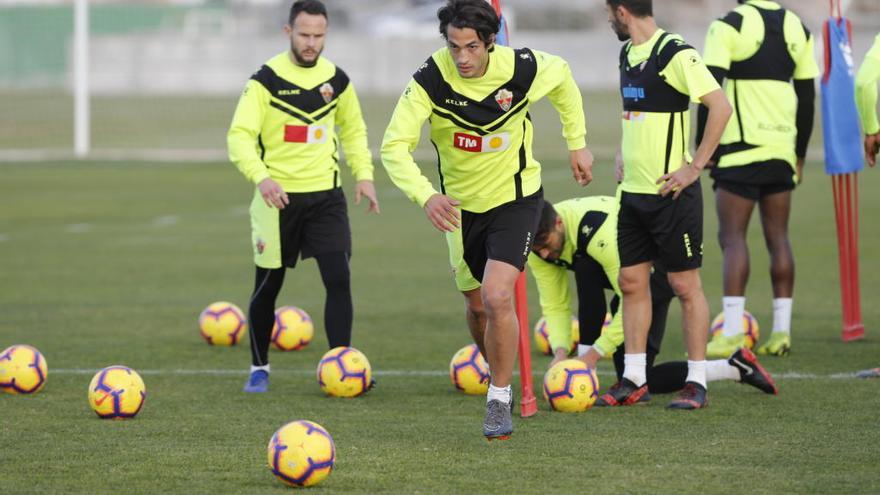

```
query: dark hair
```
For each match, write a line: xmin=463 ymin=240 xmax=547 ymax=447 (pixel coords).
xmin=437 ymin=0 xmax=499 ymax=44
xmin=288 ymin=0 xmax=327 ymax=25
xmin=605 ymin=0 xmax=652 ymax=18
xmin=534 ymin=201 xmax=558 ymax=246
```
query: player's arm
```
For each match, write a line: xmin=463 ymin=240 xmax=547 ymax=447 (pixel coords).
xmin=856 ymin=35 xmax=880 ymax=167
xmin=526 ymin=253 xmax=573 ymax=362
xmin=530 ymin=50 xmax=593 ymax=186
xmin=792 ymin=26 xmax=820 ymax=180
xmin=381 ymin=80 xmax=460 ymax=231
xmin=227 ymin=80 xmax=288 ymax=209
xmin=696 ymin=19 xmax=734 ymax=157
xmin=336 ymin=83 xmax=379 ymax=213
xmin=658 ymin=48 xmax=732 ymax=198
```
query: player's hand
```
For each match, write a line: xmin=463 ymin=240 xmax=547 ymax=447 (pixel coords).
xmin=423 ymin=194 xmax=461 ymax=232
xmin=354 ymin=180 xmax=380 ymax=214
xmin=614 ymin=150 xmax=624 ymax=184
xmin=257 ymin=178 xmax=289 ymax=209
xmin=549 ymin=348 xmax=569 ymax=368
xmin=657 ymin=162 xmax=701 ymax=199
xmin=865 ymin=133 xmax=880 ymax=167
xmin=569 ymin=147 xmax=594 ymax=186
xmin=576 ymin=349 xmax=600 ymax=369
xmin=796 ymin=157 xmax=805 ymax=184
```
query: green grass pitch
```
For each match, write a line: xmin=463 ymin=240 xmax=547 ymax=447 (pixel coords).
xmin=1 ymin=93 xmax=879 ymax=493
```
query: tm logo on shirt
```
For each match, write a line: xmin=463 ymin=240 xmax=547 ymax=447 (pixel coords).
xmin=623 ymin=86 xmax=646 ymax=101
xmin=453 ymin=132 xmax=510 ymax=153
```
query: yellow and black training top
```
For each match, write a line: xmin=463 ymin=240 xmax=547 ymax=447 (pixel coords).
xmin=227 ymin=52 xmax=373 ymax=192
xmin=702 ymin=0 xmax=819 ymax=169
xmin=619 ymin=29 xmax=720 ymax=195
xmin=381 ymin=45 xmax=586 ymax=213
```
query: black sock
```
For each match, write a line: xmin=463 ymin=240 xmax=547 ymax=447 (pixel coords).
xmin=647 ymin=361 xmax=688 ymax=394
xmin=248 ymin=266 xmax=285 ymax=367
xmin=316 ymin=252 xmax=353 ymax=348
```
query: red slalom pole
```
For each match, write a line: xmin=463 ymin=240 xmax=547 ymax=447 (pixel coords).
xmin=842 ymin=173 xmax=865 ymax=341
xmin=514 ymin=272 xmax=537 ymax=417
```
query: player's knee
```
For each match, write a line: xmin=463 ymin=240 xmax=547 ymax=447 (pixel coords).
xmin=618 ymin=271 xmax=646 ymax=296
xmin=480 ymin=285 xmax=513 ymax=316
xmin=667 ymin=272 xmax=702 ymax=299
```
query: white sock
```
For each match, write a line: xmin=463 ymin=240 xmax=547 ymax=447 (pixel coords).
xmin=686 ymin=360 xmax=707 ymax=388
xmin=577 ymin=344 xmax=592 ymax=357
xmin=706 ymin=359 xmax=741 ymax=382
xmin=623 ymin=353 xmax=647 ymax=386
xmin=773 ymin=298 xmax=792 ymax=333
xmin=722 ymin=296 xmax=746 ymax=337
xmin=250 ymin=364 xmax=270 ymax=374
xmin=487 ymin=384 xmax=511 ymax=404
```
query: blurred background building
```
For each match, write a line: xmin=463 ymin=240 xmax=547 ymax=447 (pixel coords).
xmin=0 ymin=0 xmax=877 ymax=158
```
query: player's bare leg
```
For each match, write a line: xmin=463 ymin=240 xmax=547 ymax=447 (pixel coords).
xmin=480 ymin=259 xmax=520 ymax=439
xmin=708 ymin=188 xmax=756 ymax=358
xmin=462 ymin=288 xmax=488 ymax=359
xmin=667 ymin=269 xmax=710 ymax=409
xmin=596 ymin=262 xmax=652 ymax=406
xmin=757 ymin=190 xmax=794 ymax=356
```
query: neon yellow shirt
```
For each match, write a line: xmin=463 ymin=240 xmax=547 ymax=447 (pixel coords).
xmin=526 ymin=197 xmax=623 ymax=356
xmin=856 ymin=34 xmax=880 ymax=135
xmin=381 ymin=45 xmax=586 ymax=213
xmin=620 ymin=30 xmax=720 ymax=194
xmin=702 ymin=0 xmax=819 ymax=168
xmin=227 ymin=52 xmax=373 ymax=192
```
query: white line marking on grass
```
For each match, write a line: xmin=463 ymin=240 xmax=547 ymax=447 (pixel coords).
xmin=153 ymin=215 xmax=179 ymax=227
xmin=229 ymin=206 xmax=249 ymax=216
xmin=66 ymin=223 xmax=91 ymax=234
xmin=0 ymin=233 xmax=8 ymax=242
xmin=53 ymin=368 xmax=857 ymax=379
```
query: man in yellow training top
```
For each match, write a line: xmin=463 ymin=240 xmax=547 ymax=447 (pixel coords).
xmin=381 ymin=0 xmax=593 ymax=439
xmin=855 ymin=33 xmax=879 ymax=379
xmin=699 ymin=0 xmax=819 ymax=359
xmin=601 ymin=0 xmax=732 ymax=410
xmin=227 ymin=0 xmax=379 ymax=393
xmin=856 ymin=32 xmax=880 ymax=168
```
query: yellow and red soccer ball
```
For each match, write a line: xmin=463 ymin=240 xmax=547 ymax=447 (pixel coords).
xmin=0 ymin=344 xmax=48 ymax=395
xmin=710 ymin=310 xmax=760 ymax=349
xmin=199 ymin=301 xmax=247 ymax=346
xmin=542 ymin=359 xmax=599 ymax=413
xmin=87 ymin=365 xmax=146 ymax=419
xmin=449 ymin=344 xmax=490 ymax=395
xmin=268 ymin=420 xmax=335 ymax=487
xmin=316 ymin=347 xmax=372 ymax=398
xmin=271 ymin=306 xmax=314 ymax=351
xmin=534 ymin=316 xmax=579 ymax=355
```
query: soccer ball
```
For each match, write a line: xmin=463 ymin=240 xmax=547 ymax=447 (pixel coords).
xmin=542 ymin=359 xmax=599 ymax=413
xmin=0 ymin=345 xmax=48 ymax=395
xmin=272 ymin=306 xmax=314 ymax=351
xmin=87 ymin=366 xmax=146 ymax=419
xmin=710 ymin=310 xmax=760 ymax=349
xmin=268 ymin=420 xmax=335 ymax=487
xmin=449 ymin=344 xmax=490 ymax=395
xmin=534 ymin=316 xmax=579 ymax=356
xmin=198 ymin=301 xmax=247 ymax=346
xmin=317 ymin=347 xmax=372 ymax=398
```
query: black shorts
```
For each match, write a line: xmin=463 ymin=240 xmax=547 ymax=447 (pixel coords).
xmin=617 ymin=181 xmax=703 ymax=272
xmin=710 ymin=159 xmax=796 ymax=200
xmin=461 ymin=189 xmax=543 ymax=282
xmin=279 ymin=188 xmax=350 ymax=268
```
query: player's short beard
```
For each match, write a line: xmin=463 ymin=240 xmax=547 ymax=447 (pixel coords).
xmin=291 ymin=44 xmax=322 ymax=67
xmin=611 ymin=17 xmax=630 ymax=42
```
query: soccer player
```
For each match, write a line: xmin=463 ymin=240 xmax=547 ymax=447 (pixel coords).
xmin=528 ymin=196 xmax=777 ymax=399
xmin=856 ymin=32 xmax=880 ymax=167
xmin=698 ymin=0 xmax=819 ymax=359
xmin=602 ymin=0 xmax=732 ymax=410
xmin=227 ymin=0 xmax=379 ymax=393
xmin=381 ymin=0 xmax=593 ymax=439
xmin=854 ymin=33 xmax=879 ymax=379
